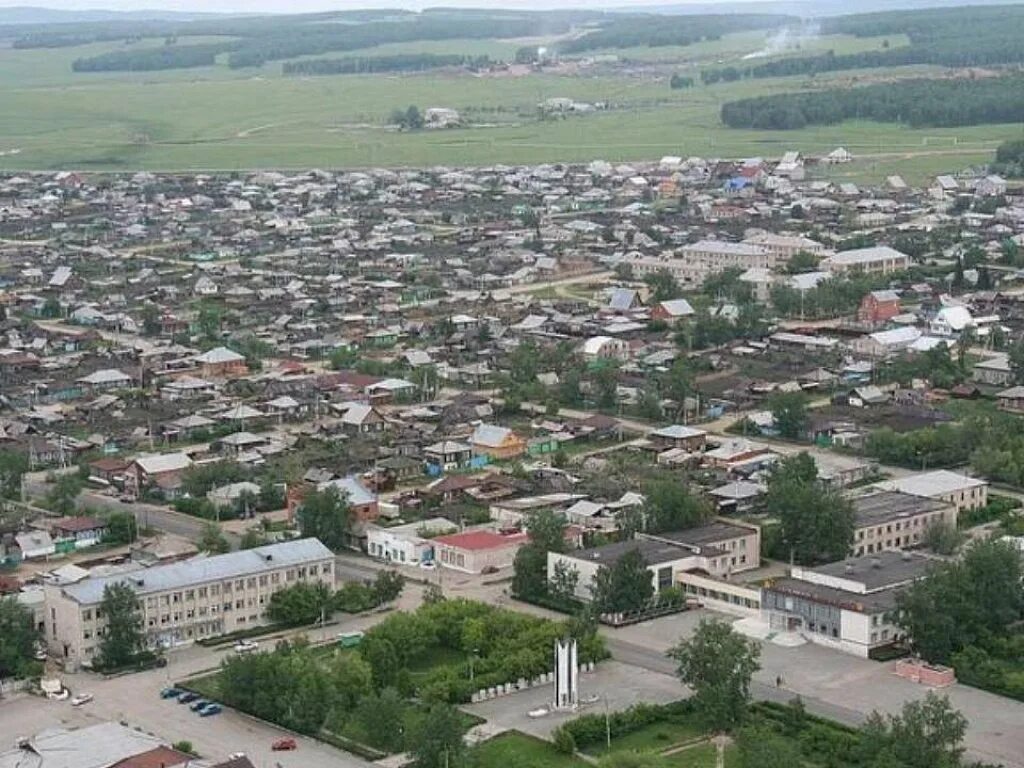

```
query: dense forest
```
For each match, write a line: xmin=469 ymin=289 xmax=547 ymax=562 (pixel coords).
xmin=701 ymin=5 xmax=1024 ymax=84
xmin=993 ymin=139 xmax=1024 ymax=178
xmin=283 ymin=53 xmax=493 ymax=76
xmin=558 ymin=13 xmax=792 ymax=53
xmin=720 ymin=75 xmax=1024 ymax=130
xmin=71 ymin=42 xmax=225 ymax=72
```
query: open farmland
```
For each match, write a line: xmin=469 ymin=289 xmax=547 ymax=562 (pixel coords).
xmin=0 ymin=7 xmax=1018 ymax=177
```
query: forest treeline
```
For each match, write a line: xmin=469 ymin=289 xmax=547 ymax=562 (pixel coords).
xmin=283 ymin=53 xmax=493 ymax=76
xmin=558 ymin=13 xmax=792 ymax=53
xmin=720 ymin=75 xmax=1024 ymax=130
xmin=701 ymin=5 xmax=1024 ymax=84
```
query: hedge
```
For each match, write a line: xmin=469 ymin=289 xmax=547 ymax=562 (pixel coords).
xmin=552 ymin=700 xmax=696 ymax=752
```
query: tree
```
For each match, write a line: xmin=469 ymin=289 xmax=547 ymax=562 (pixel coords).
xmin=512 ymin=509 xmax=568 ymax=601
xmin=409 ymin=703 xmax=465 ymax=768
xmin=104 ymin=511 xmax=138 ymax=545
xmin=667 ymin=618 xmax=760 ymax=732
xmin=921 ymin=520 xmax=962 ymax=555
xmin=267 ymin=581 xmax=333 ymax=625
xmin=240 ymin=528 xmax=269 ymax=549
xmin=140 ymin=303 xmax=161 ymax=336
xmin=0 ymin=597 xmax=39 ymax=678
xmin=766 ymin=453 xmax=854 ymax=565
xmin=0 ymin=449 xmax=28 ymax=500
xmin=590 ymin=548 xmax=654 ymax=614
xmin=642 ymin=479 xmax=712 ymax=534
xmin=857 ymin=694 xmax=967 ymax=768
xmin=373 ymin=570 xmax=406 ymax=604
xmin=784 ymin=250 xmax=821 ymax=274
xmin=47 ymin=474 xmax=82 ymax=516
xmin=1010 ymin=339 xmax=1024 ymax=384
xmin=591 ymin=362 xmax=620 ymax=411
xmin=196 ymin=302 xmax=223 ymax=342
xmin=898 ymin=538 xmax=1024 ymax=663
xmin=549 ymin=559 xmax=580 ymax=602
xmin=96 ymin=583 xmax=146 ymax=669
xmin=644 ymin=268 xmax=680 ymax=302
xmin=41 ymin=297 xmax=61 ymax=318
xmin=198 ymin=521 xmax=230 ymax=554
xmin=355 ymin=687 xmax=406 ymax=752
xmin=297 ymin=486 xmax=353 ymax=550
xmin=661 ymin=357 xmax=696 ymax=421
xmin=767 ymin=391 xmax=808 ymax=440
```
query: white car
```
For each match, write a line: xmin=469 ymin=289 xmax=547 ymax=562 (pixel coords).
xmin=233 ymin=640 xmax=259 ymax=654
xmin=71 ymin=693 xmax=93 ymax=707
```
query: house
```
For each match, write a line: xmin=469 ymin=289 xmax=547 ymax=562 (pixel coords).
xmin=930 ymin=175 xmax=960 ymax=200
xmin=581 ymin=335 xmax=630 ymax=362
xmin=335 ymin=402 xmax=387 ymax=434
xmin=762 ymin=551 xmax=931 ymax=658
xmin=822 ymin=246 xmax=910 ymax=276
xmin=76 ymin=368 xmax=133 ymax=391
xmin=975 ymin=174 xmax=1007 ymax=197
xmin=709 ymin=480 xmax=765 ymax=514
xmin=317 ymin=475 xmax=379 ymax=522
xmin=51 ymin=516 xmax=108 ymax=551
xmin=995 ymin=385 xmax=1024 ymax=413
xmin=194 ymin=346 xmax=247 ymax=378
xmin=433 ymin=529 xmax=529 ymax=573
xmin=366 ymin=517 xmax=457 ymax=566
xmin=0 ymin=722 xmax=193 ymax=768
xmin=825 ymin=147 xmax=853 ymax=164
xmin=88 ymin=456 xmax=131 ymax=483
xmin=857 ymin=290 xmax=901 ymax=325
xmin=129 ymin=452 xmax=193 ymax=497
xmin=881 ymin=470 xmax=988 ymax=513
xmin=649 ymin=424 xmax=708 ymax=452
xmin=161 ymin=375 xmax=217 ymax=400
xmin=851 ymin=490 xmax=956 ymax=556
xmin=703 ymin=438 xmax=773 ymax=471
xmin=470 ymin=424 xmax=526 ymax=460
xmin=424 ymin=440 xmax=474 ymax=472
xmin=972 ymin=355 xmax=1013 ymax=387
xmin=930 ymin=305 xmax=973 ymax=337
xmin=651 ymin=298 xmax=695 ymax=325
xmin=15 ymin=530 xmax=56 ymax=560
xmin=608 ymin=288 xmax=641 ymax=312
xmin=846 ymin=385 xmax=889 ymax=408
xmin=852 ymin=327 xmax=920 ymax=359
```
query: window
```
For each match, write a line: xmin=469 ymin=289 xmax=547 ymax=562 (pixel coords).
xmin=271 ymin=573 xmax=280 ymax=584
xmin=172 ymin=593 xmax=181 ymax=604
xmin=259 ymin=575 xmax=268 ymax=587
xmin=185 ymin=590 xmax=194 ymax=601
xmin=198 ymin=587 xmax=208 ymax=598
xmin=82 ymin=609 xmax=92 ymax=620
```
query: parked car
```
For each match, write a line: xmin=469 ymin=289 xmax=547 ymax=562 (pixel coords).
xmin=70 ymin=693 xmax=93 ymax=707
xmin=189 ymin=699 xmax=210 ymax=712
xmin=198 ymin=703 xmax=222 ymax=717
xmin=233 ymin=640 xmax=259 ymax=654
xmin=160 ymin=687 xmax=181 ymax=699
xmin=271 ymin=738 xmax=297 ymax=751
xmin=178 ymin=691 xmax=200 ymax=704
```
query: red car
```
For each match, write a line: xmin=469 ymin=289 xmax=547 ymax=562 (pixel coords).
xmin=271 ymin=738 xmax=297 ymax=751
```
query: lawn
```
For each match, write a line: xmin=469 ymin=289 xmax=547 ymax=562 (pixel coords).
xmin=584 ymin=720 xmax=708 ymax=757
xmin=662 ymin=743 xmax=719 ymax=767
xmin=471 ymin=731 xmax=589 ymax=768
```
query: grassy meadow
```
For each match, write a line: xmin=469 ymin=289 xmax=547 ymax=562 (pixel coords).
xmin=0 ymin=28 xmax=1015 ymax=179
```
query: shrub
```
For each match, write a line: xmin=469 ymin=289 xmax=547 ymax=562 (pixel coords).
xmin=552 ymin=726 xmax=577 ymax=754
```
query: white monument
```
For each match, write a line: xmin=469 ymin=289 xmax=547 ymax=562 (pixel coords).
xmin=552 ymin=638 xmax=579 ymax=711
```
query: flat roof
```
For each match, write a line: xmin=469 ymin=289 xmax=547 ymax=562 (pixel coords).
xmin=811 ymin=550 xmax=934 ymax=592
xmin=885 ymin=470 xmax=987 ymax=499
xmin=851 ymin=491 xmax=947 ymax=527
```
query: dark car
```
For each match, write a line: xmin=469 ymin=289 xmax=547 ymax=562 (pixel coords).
xmin=160 ymin=687 xmax=181 ymax=699
xmin=178 ymin=691 xmax=200 ymax=704
xmin=189 ymin=699 xmax=210 ymax=712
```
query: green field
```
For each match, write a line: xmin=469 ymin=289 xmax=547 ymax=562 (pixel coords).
xmin=471 ymin=731 xmax=589 ymax=768
xmin=0 ymin=28 xmax=1013 ymax=178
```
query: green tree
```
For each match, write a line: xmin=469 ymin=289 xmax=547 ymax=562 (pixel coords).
xmin=96 ymin=583 xmax=146 ymax=669
xmin=644 ymin=269 xmax=680 ymax=301
xmin=41 ymin=297 xmax=61 ymax=318
xmin=0 ymin=597 xmax=39 ymax=678
xmin=267 ymin=582 xmax=333 ymax=625
xmin=196 ymin=302 xmax=224 ymax=342
xmin=409 ymin=703 xmax=465 ymax=768
xmin=783 ymin=250 xmax=821 ymax=274
xmin=766 ymin=453 xmax=854 ymax=565
xmin=373 ymin=570 xmax=406 ymax=604
xmin=661 ymin=357 xmax=696 ymax=421
xmin=591 ymin=362 xmax=620 ymax=411
xmin=239 ymin=528 xmax=269 ymax=549
xmin=667 ymin=618 xmax=761 ymax=732
xmin=642 ymin=479 xmax=712 ymax=534
xmin=590 ymin=548 xmax=654 ymax=614
xmin=921 ymin=520 xmax=962 ymax=555
xmin=512 ymin=509 xmax=568 ymax=601
xmin=104 ymin=511 xmax=138 ymax=545
xmin=297 ymin=485 xmax=353 ymax=550
xmin=856 ymin=693 xmax=967 ymax=768
xmin=767 ymin=391 xmax=808 ymax=440
xmin=735 ymin=724 xmax=801 ymax=768
xmin=549 ymin=559 xmax=580 ymax=603
xmin=0 ymin=449 xmax=28 ymax=500
xmin=47 ymin=474 xmax=82 ymax=516
xmin=198 ymin=521 xmax=230 ymax=554
xmin=355 ymin=687 xmax=406 ymax=752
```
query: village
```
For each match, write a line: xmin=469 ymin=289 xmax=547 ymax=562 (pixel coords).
xmin=1 ymin=150 xmax=1024 ymax=768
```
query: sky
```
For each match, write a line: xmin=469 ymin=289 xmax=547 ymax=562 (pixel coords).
xmin=0 ymin=0 xmax=777 ymax=13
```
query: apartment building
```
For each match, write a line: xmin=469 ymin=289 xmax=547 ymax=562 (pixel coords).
xmin=741 ymin=233 xmax=827 ymax=266
xmin=631 ymin=240 xmax=772 ymax=287
xmin=881 ymin=470 xmax=988 ymax=514
xmin=44 ymin=538 xmax=335 ymax=670
xmin=850 ymin=491 xmax=955 ymax=557
xmin=548 ymin=520 xmax=760 ymax=602
xmin=822 ymin=246 xmax=911 ymax=276
xmin=762 ymin=551 xmax=931 ymax=658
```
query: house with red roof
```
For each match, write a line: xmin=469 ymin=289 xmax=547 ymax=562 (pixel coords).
xmin=432 ymin=529 xmax=529 ymax=574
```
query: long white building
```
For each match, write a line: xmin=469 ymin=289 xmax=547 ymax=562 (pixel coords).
xmin=44 ymin=538 xmax=335 ymax=670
